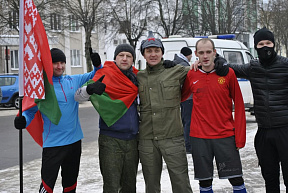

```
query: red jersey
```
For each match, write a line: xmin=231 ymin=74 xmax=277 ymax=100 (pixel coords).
xmin=181 ymin=68 xmax=246 ymax=148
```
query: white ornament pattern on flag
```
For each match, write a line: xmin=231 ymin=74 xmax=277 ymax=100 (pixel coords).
xmin=24 ymin=0 xmax=45 ymax=99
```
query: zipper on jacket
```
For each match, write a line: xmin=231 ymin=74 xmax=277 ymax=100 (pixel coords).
xmin=58 ymin=79 xmax=67 ymax=102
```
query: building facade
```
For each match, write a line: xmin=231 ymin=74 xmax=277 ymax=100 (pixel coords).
xmin=0 ymin=0 xmax=100 ymax=75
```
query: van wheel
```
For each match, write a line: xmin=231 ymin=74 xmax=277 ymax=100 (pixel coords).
xmin=13 ymin=96 xmax=20 ymax=109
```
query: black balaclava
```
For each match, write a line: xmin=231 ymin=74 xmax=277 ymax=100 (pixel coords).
xmin=253 ymin=27 xmax=277 ymax=65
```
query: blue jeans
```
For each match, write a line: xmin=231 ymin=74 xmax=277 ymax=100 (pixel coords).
xmin=180 ymin=99 xmax=193 ymax=153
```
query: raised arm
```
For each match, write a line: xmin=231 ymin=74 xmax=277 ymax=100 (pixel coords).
xmin=74 ymin=75 xmax=106 ymax=102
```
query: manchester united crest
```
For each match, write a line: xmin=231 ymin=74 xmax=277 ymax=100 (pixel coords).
xmin=218 ymin=77 xmax=226 ymax=84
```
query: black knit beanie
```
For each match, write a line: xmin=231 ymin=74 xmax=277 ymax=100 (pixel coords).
xmin=140 ymin=31 xmax=164 ymax=55
xmin=114 ymin=44 xmax=135 ymax=62
xmin=254 ymin=27 xmax=275 ymax=48
xmin=50 ymin=48 xmax=66 ymax=63
xmin=180 ymin=47 xmax=192 ymax=56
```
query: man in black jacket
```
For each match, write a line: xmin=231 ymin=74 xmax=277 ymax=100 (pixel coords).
xmin=173 ymin=47 xmax=193 ymax=153
xmin=211 ymin=27 xmax=288 ymax=193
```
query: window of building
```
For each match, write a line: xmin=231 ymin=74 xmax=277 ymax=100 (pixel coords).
xmin=50 ymin=13 xmax=61 ymax=30
xmin=11 ymin=50 xmax=19 ymax=69
xmin=9 ymin=10 xmax=19 ymax=30
xmin=69 ymin=15 xmax=79 ymax=31
xmin=70 ymin=50 xmax=81 ymax=66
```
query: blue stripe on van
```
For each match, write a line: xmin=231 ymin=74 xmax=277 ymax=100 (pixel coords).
xmin=237 ymin=78 xmax=249 ymax=81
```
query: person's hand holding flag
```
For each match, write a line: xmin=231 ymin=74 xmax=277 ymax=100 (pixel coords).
xmin=14 ymin=116 xmax=27 ymax=130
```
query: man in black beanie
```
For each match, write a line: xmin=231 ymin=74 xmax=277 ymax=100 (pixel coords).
xmin=173 ymin=47 xmax=193 ymax=154
xmin=75 ymin=43 xmax=139 ymax=193
xmin=114 ymin=43 xmax=136 ymax=62
xmin=50 ymin=48 xmax=66 ymax=63
xmin=210 ymin=27 xmax=288 ymax=192
xmin=14 ymin=47 xmax=105 ymax=192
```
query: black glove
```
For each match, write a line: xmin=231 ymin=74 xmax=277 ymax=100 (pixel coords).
xmin=86 ymin=75 xmax=106 ymax=95
xmin=14 ymin=116 xmax=26 ymax=130
xmin=214 ymin=54 xmax=229 ymax=76
xmin=163 ymin=60 xmax=177 ymax=68
xmin=89 ymin=47 xmax=101 ymax=67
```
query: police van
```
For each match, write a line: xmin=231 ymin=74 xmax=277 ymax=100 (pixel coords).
xmin=135 ymin=34 xmax=254 ymax=112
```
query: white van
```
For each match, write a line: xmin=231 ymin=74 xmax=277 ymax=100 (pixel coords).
xmin=135 ymin=35 xmax=254 ymax=112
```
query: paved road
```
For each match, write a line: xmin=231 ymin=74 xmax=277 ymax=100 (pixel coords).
xmin=0 ymin=102 xmax=99 ymax=170
xmin=0 ymin=106 xmax=286 ymax=192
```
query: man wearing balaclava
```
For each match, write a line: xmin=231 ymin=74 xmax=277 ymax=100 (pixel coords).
xmin=213 ymin=27 xmax=288 ymax=193
xmin=254 ymin=27 xmax=277 ymax=65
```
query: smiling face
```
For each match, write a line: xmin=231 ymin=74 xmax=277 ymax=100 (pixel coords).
xmin=195 ymin=39 xmax=216 ymax=72
xmin=53 ymin=61 xmax=66 ymax=77
xmin=143 ymin=47 xmax=163 ymax=67
xmin=115 ymin=51 xmax=134 ymax=70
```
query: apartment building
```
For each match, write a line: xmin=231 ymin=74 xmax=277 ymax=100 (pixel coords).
xmin=0 ymin=0 xmax=100 ymax=75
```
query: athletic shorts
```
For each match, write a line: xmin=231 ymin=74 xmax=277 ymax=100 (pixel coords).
xmin=190 ymin=136 xmax=243 ymax=180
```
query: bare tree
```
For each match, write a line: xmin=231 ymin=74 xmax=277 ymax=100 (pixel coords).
xmin=63 ymin=0 xmax=104 ymax=71
xmin=154 ymin=0 xmax=185 ymax=37
xmin=181 ymin=0 xmax=200 ymax=37
xmin=0 ymin=0 xmax=53 ymax=34
xmin=181 ymin=0 xmax=253 ymax=37
xmin=259 ymin=0 xmax=288 ymax=56
xmin=103 ymin=0 xmax=152 ymax=49
xmin=198 ymin=0 xmax=250 ymax=35
xmin=0 ymin=0 xmax=105 ymax=72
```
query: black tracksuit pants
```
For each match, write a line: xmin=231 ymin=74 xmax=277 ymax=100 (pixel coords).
xmin=39 ymin=140 xmax=81 ymax=193
xmin=254 ymin=127 xmax=288 ymax=193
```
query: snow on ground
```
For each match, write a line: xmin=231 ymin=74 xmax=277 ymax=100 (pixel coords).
xmin=0 ymin=113 xmax=286 ymax=192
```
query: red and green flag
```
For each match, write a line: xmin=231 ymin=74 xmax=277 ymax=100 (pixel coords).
xmin=86 ymin=61 xmax=138 ymax=127
xmin=19 ymin=0 xmax=61 ymax=147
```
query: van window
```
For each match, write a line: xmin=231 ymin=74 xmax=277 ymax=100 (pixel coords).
xmin=223 ymin=51 xmax=244 ymax=65
xmin=245 ymin=52 xmax=254 ymax=63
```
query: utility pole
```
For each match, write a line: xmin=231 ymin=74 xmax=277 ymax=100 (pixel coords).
xmin=5 ymin=46 xmax=9 ymax=73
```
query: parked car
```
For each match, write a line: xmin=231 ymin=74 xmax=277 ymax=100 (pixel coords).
xmin=0 ymin=74 xmax=20 ymax=109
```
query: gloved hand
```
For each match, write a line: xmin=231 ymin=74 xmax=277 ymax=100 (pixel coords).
xmin=86 ymin=75 xmax=106 ymax=95
xmin=14 ymin=116 xmax=26 ymax=130
xmin=163 ymin=60 xmax=177 ymax=68
xmin=89 ymin=47 xmax=101 ymax=67
xmin=214 ymin=54 xmax=229 ymax=76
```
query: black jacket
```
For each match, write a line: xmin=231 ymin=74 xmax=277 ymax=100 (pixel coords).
xmin=173 ymin=54 xmax=193 ymax=100
xmin=230 ymin=55 xmax=288 ymax=129
xmin=173 ymin=54 xmax=190 ymax=66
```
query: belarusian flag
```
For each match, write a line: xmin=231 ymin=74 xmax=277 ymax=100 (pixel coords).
xmin=19 ymin=0 xmax=61 ymax=146
xmin=86 ymin=61 xmax=138 ymax=127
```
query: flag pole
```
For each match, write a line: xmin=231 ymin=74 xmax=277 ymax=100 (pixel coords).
xmin=19 ymin=0 xmax=24 ymax=192
xmin=19 ymin=97 xmax=24 ymax=193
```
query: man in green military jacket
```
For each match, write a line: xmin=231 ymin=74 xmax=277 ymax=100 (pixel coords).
xmin=137 ymin=31 xmax=192 ymax=193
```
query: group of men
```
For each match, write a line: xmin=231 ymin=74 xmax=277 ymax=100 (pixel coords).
xmin=14 ymin=27 xmax=287 ymax=193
